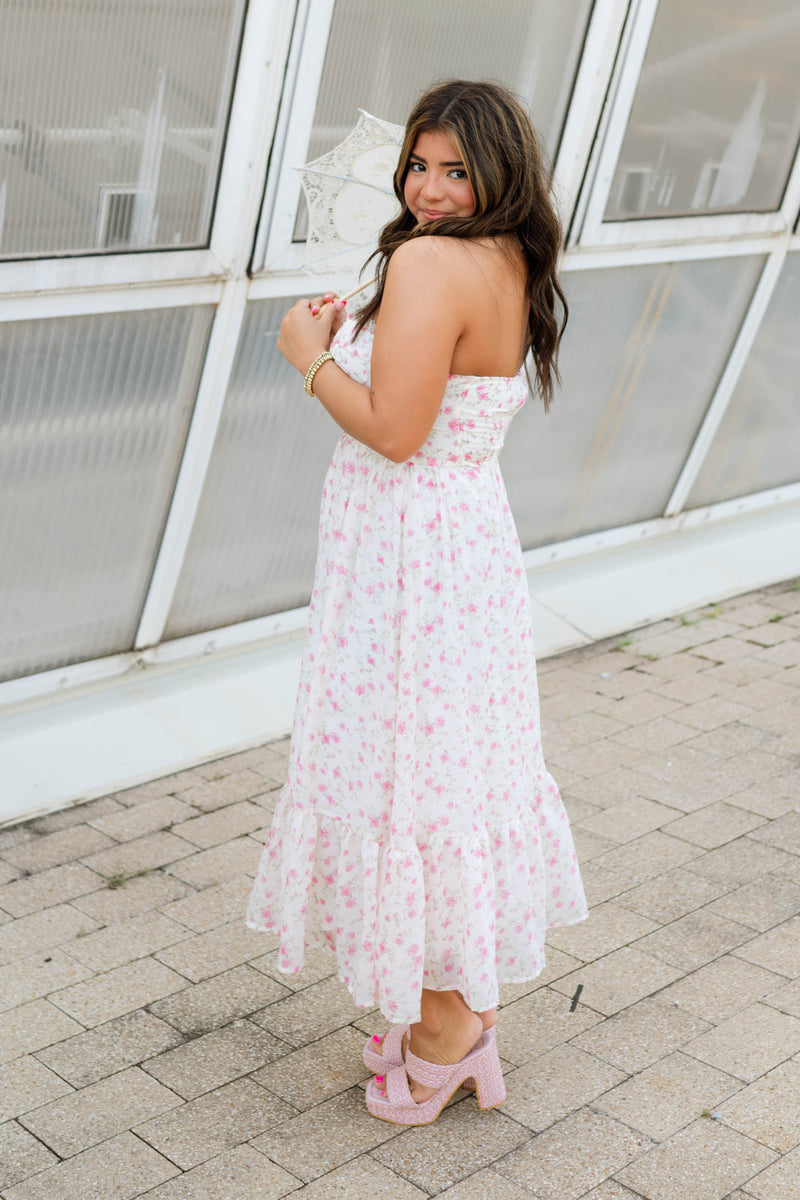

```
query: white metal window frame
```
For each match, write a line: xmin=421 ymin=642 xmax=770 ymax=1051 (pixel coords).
xmin=573 ymin=0 xmax=800 ymax=251
xmin=252 ymin=0 xmax=630 ymax=277
xmin=2 ymin=237 xmax=797 ymax=716
xmin=2 ymin=0 xmax=800 ymax=714
xmin=559 ymin=234 xmax=799 ymax=517
xmin=0 ymin=0 xmax=295 ymax=297
xmin=0 ymin=0 xmax=299 ymax=682
xmin=253 ymin=0 xmax=332 ymax=276
xmin=6 ymin=476 xmax=800 ymax=713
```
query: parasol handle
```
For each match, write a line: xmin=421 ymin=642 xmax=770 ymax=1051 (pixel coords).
xmin=339 ymin=276 xmax=377 ymax=303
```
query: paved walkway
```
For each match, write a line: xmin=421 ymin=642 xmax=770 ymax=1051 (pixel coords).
xmin=1 ymin=580 xmax=799 ymax=1200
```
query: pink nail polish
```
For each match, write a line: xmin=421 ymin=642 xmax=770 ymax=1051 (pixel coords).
xmin=372 ymin=1035 xmax=381 ymax=1043
xmin=311 ymin=306 xmax=319 ymax=315
xmin=375 ymin=1075 xmax=384 ymax=1083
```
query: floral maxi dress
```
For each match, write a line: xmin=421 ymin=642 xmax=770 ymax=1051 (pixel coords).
xmin=246 ymin=314 xmax=587 ymax=1024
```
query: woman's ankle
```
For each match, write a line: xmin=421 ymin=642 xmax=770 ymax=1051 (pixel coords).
xmin=417 ymin=989 xmax=473 ymax=1034
xmin=453 ymin=993 xmax=497 ymax=1032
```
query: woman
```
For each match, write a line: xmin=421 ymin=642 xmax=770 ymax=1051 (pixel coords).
xmin=247 ymin=80 xmax=587 ymax=1125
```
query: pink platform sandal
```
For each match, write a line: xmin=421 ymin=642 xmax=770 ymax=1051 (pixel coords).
xmin=365 ymin=1029 xmax=506 ymax=1125
xmin=363 ymin=1024 xmax=496 ymax=1089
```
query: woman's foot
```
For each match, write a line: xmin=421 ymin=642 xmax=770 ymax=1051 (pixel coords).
xmin=372 ymin=990 xmax=491 ymax=1104
xmin=403 ymin=1011 xmax=483 ymax=1102
xmin=366 ymin=1025 xmax=507 ymax=1123
xmin=369 ymin=1005 xmax=496 ymax=1063
xmin=368 ymin=1026 xmax=405 ymax=1063
xmin=363 ymin=1024 xmax=408 ymax=1073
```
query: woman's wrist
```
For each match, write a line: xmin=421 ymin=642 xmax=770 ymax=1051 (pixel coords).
xmin=303 ymin=350 xmax=335 ymax=397
xmin=301 ymin=345 xmax=331 ymax=374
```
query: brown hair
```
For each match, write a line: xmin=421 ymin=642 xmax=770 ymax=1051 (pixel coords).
xmin=354 ymin=79 xmax=568 ymax=410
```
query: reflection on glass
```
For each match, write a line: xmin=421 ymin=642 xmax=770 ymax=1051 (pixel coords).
xmin=605 ymin=0 xmax=800 ymax=221
xmin=0 ymin=306 xmax=214 ymax=681
xmin=688 ymin=253 xmax=800 ymax=508
xmin=0 ymin=0 xmax=245 ymax=259
xmin=165 ymin=300 xmax=341 ymax=638
xmin=501 ymin=256 xmax=764 ymax=547
xmin=294 ymin=0 xmax=592 ymax=240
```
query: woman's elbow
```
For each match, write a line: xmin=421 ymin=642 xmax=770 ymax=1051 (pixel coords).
xmin=368 ymin=390 xmax=436 ymax=462
xmin=379 ymin=436 xmax=423 ymax=464
xmin=373 ymin=418 xmax=430 ymax=463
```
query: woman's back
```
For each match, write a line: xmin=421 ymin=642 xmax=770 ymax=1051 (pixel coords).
xmin=442 ymin=235 xmax=530 ymax=378
xmin=364 ymin=233 xmax=530 ymax=461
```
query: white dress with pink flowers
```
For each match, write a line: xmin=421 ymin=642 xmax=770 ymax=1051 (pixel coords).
xmin=246 ymin=314 xmax=587 ymax=1024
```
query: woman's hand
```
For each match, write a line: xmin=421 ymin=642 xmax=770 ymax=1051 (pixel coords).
xmin=278 ymin=294 xmax=347 ymax=375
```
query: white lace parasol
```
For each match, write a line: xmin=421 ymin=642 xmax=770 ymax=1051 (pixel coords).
xmin=298 ymin=109 xmax=404 ymax=293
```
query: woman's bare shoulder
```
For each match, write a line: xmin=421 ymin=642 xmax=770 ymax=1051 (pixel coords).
xmin=387 ymin=234 xmax=464 ymax=273
xmin=383 ymin=237 xmax=462 ymax=310
xmin=387 ymin=235 xmax=504 ymax=295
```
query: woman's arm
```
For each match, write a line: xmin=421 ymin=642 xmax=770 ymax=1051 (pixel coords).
xmin=277 ymin=239 xmax=466 ymax=463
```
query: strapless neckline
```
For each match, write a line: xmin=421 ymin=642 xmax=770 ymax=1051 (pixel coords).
xmin=447 ymin=368 xmax=526 ymax=382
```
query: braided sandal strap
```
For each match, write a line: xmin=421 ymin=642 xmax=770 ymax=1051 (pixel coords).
xmin=404 ymin=1047 xmax=466 ymax=1089
xmin=384 ymin=1061 xmax=416 ymax=1105
xmin=404 ymin=1027 xmax=494 ymax=1088
xmin=381 ymin=1023 xmax=408 ymax=1060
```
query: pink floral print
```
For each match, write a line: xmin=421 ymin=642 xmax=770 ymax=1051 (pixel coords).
xmin=247 ymin=314 xmax=587 ymax=1023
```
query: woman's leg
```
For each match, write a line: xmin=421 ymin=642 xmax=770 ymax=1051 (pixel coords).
xmin=372 ymin=993 xmax=497 ymax=1054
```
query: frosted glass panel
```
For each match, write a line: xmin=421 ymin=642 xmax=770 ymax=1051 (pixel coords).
xmin=0 ymin=0 xmax=245 ymax=258
xmin=501 ymin=256 xmax=764 ymax=547
xmin=0 ymin=306 xmax=213 ymax=680
xmin=294 ymin=0 xmax=592 ymax=239
xmin=688 ymin=253 xmax=800 ymax=507
xmin=605 ymin=1 xmax=800 ymax=220
xmin=165 ymin=299 xmax=341 ymax=638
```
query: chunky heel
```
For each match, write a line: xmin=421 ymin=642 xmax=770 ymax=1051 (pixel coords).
xmin=471 ymin=1043 xmax=507 ymax=1109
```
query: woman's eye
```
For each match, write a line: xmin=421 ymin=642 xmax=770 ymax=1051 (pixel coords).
xmin=450 ymin=169 xmax=467 ymax=180
xmin=409 ymin=162 xmax=424 ymax=173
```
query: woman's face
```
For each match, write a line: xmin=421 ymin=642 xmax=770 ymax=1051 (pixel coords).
xmin=403 ymin=128 xmax=476 ymax=225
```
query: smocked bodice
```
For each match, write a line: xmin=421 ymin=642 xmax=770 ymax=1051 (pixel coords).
xmin=329 ymin=314 xmax=527 ymax=466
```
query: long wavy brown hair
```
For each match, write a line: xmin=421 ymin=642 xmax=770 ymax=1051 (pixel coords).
xmin=354 ymin=79 xmax=568 ymax=410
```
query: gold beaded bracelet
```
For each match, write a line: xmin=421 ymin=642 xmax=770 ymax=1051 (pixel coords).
xmin=303 ymin=351 xmax=334 ymax=397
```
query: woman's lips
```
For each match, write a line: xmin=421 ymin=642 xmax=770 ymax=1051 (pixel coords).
xmin=421 ymin=210 xmax=448 ymax=219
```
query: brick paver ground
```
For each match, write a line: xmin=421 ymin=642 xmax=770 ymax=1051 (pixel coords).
xmin=1 ymin=579 xmax=799 ymax=1199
